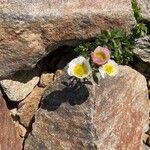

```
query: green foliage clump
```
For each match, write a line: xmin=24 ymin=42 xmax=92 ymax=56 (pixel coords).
xmin=96 ymin=28 xmax=134 ymax=64
xmin=75 ymin=0 xmax=149 ymax=66
xmin=75 ymin=28 xmax=134 ymax=65
xmin=131 ymin=0 xmax=148 ymax=38
xmin=74 ymin=42 xmax=94 ymax=59
xmin=132 ymin=23 xmax=148 ymax=38
xmin=132 ymin=0 xmax=142 ymax=22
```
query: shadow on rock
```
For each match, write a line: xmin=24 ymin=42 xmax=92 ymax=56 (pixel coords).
xmin=41 ymin=77 xmax=91 ymax=111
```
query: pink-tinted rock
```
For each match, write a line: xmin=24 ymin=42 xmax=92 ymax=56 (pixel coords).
xmin=24 ymin=66 xmax=149 ymax=150
xmin=18 ymin=86 xmax=45 ymax=128
xmin=0 ymin=0 xmax=135 ymax=79
xmin=0 ymin=92 xmax=22 ymax=150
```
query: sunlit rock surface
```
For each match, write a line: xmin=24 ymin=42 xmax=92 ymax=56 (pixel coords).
xmin=24 ymin=66 xmax=149 ymax=150
xmin=0 ymin=0 xmax=135 ymax=79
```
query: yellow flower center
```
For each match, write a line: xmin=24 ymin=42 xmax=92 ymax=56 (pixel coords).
xmin=95 ymin=52 xmax=106 ymax=60
xmin=103 ymin=64 xmax=114 ymax=74
xmin=73 ymin=63 xmax=87 ymax=77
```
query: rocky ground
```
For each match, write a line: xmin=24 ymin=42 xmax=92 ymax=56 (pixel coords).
xmin=0 ymin=46 xmax=149 ymax=150
xmin=0 ymin=0 xmax=150 ymax=150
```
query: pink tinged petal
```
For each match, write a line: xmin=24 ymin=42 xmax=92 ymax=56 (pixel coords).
xmin=94 ymin=46 xmax=101 ymax=52
xmin=91 ymin=52 xmax=94 ymax=58
xmin=91 ymin=46 xmax=111 ymax=65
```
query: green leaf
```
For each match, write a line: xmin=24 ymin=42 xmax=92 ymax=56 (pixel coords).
xmin=92 ymin=72 xmax=99 ymax=85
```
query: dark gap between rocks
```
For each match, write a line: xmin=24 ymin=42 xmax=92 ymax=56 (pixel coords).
xmin=22 ymin=116 xmax=35 ymax=150
xmin=36 ymin=45 xmax=77 ymax=74
xmin=143 ymin=20 xmax=150 ymax=35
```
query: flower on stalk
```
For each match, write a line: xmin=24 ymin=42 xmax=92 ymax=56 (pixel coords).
xmin=99 ymin=60 xmax=119 ymax=78
xmin=67 ymin=56 xmax=92 ymax=79
xmin=91 ymin=46 xmax=110 ymax=65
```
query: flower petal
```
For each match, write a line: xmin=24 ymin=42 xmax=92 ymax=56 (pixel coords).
xmin=99 ymin=67 xmax=105 ymax=78
xmin=67 ymin=68 xmax=73 ymax=76
xmin=68 ymin=56 xmax=91 ymax=79
xmin=102 ymin=59 xmax=119 ymax=76
xmin=91 ymin=46 xmax=110 ymax=65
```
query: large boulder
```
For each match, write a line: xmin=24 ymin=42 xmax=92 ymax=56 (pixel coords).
xmin=24 ymin=66 xmax=149 ymax=150
xmin=0 ymin=91 xmax=22 ymax=150
xmin=0 ymin=0 xmax=135 ymax=79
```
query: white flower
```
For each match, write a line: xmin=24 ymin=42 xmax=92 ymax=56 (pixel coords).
xmin=67 ymin=56 xmax=92 ymax=79
xmin=99 ymin=60 xmax=119 ymax=78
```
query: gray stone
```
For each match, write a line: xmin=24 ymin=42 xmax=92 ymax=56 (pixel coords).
xmin=136 ymin=0 xmax=150 ymax=21
xmin=0 ymin=0 xmax=135 ymax=79
xmin=0 ymin=69 xmax=40 ymax=101
xmin=24 ymin=66 xmax=149 ymax=150
xmin=133 ymin=36 xmax=150 ymax=63
xmin=142 ymin=144 xmax=150 ymax=150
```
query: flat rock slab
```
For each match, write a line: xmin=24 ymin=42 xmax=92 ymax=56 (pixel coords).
xmin=0 ymin=92 xmax=22 ymax=150
xmin=24 ymin=66 xmax=149 ymax=150
xmin=0 ymin=69 xmax=40 ymax=101
xmin=0 ymin=0 xmax=135 ymax=79
xmin=136 ymin=0 xmax=150 ymax=21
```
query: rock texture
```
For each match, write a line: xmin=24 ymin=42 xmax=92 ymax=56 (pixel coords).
xmin=143 ymin=144 xmax=150 ymax=150
xmin=0 ymin=69 xmax=40 ymax=101
xmin=133 ymin=35 xmax=150 ymax=63
xmin=136 ymin=0 xmax=150 ymax=21
xmin=39 ymin=73 xmax=54 ymax=88
xmin=0 ymin=0 xmax=135 ymax=79
xmin=18 ymin=86 xmax=45 ymax=127
xmin=24 ymin=66 xmax=149 ymax=150
xmin=0 ymin=91 xmax=22 ymax=150
xmin=17 ymin=124 xmax=27 ymax=138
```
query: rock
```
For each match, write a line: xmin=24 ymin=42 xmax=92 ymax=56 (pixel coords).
xmin=18 ymin=86 xmax=45 ymax=128
xmin=39 ymin=73 xmax=54 ymax=88
xmin=16 ymin=124 xmax=27 ymax=138
xmin=136 ymin=0 xmax=150 ymax=21
xmin=133 ymin=36 xmax=150 ymax=63
xmin=142 ymin=144 xmax=150 ymax=150
xmin=10 ymin=108 xmax=18 ymax=117
xmin=0 ymin=91 xmax=22 ymax=150
xmin=0 ymin=0 xmax=135 ymax=79
xmin=24 ymin=66 xmax=149 ymax=150
xmin=55 ymin=70 xmax=64 ymax=78
xmin=0 ymin=69 xmax=40 ymax=101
